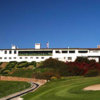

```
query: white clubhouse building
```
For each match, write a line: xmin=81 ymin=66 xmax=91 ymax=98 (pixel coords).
xmin=0 ymin=43 xmax=100 ymax=62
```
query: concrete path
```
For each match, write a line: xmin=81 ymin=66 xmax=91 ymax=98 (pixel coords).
xmin=0 ymin=82 xmax=39 ymax=100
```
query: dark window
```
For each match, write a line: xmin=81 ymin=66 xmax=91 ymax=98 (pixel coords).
xmin=18 ymin=51 xmax=52 ymax=56
xmin=56 ymin=51 xmax=60 ymax=53
xmin=36 ymin=57 xmax=39 ymax=59
xmin=14 ymin=57 xmax=16 ymax=59
xmin=9 ymin=57 xmax=11 ymax=59
xmin=69 ymin=51 xmax=75 ymax=53
xmin=9 ymin=51 xmax=12 ymax=54
xmin=68 ymin=57 xmax=72 ymax=60
xmin=5 ymin=51 xmax=7 ymax=54
xmin=78 ymin=51 xmax=88 ymax=53
xmin=0 ymin=57 xmax=2 ymax=59
xmin=25 ymin=57 xmax=27 ymax=59
xmin=30 ymin=57 xmax=33 ymax=59
xmin=14 ymin=50 xmax=16 ymax=54
xmin=20 ymin=57 xmax=22 ymax=59
xmin=4 ymin=57 xmax=7 ymax=59
xmin=62 ymin=51 xmax=68 ymax=53
xmin=41 ymin=57 xmax=44 ymax=59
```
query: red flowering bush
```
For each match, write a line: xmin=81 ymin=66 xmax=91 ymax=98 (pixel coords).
xmin=84 ymin=69 xmax=100 ymax=77
xmin=33 ymin=57 xmax=100 ymax=80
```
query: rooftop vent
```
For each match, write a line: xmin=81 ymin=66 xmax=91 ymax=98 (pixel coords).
xmin=35 ymin=43 xmax=41 ymax=49
xmin=11 ymin=45 xmax=17 ymax=49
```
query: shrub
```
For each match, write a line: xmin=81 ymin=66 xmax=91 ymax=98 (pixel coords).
xmin=38 ymin=72 xmax=53 ymax=80
xmin=75 ymin=57 xmax=90 ymax=63
xmin=84 ymin=69 xmax=100 ymax=77
xmin=51 ymin=76 xmax=57 ymax=80
xmin=66 ymin=65 xmax=84 ymax=76
xmin=41 ymin=58 xmax=63 ymax=68
xmin=17 ymin=61 xmax=28 ymax=68
xmin=29 ymin=61 xmax=37 ymax=67
xmin=32 ymin=72 xmax=44 ymax=79
xmin=3 ymin=62 xmax=17 ymax=71
xmin=37 ymin=62 xmax=43 ymax=67
xmin=31 ymin=57 xmax=100 ymax=79
xmin=2 ymin=70 xmax=10 ymax=75
xmin=17 ymin=61 xmax=27 ymax=65
xmin=33 ymin=71 xmax=60 ymax=80
xmin=0 ymin=62 xmax=2 ymax=65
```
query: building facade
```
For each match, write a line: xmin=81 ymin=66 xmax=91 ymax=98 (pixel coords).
xmin=0 ymin=44 xmax=100 ymax=62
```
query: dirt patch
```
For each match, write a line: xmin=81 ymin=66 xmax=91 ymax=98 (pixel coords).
xmin=84 ymin=84 xmax=100 ymax=91
xmin=0 ymin=62 xmax=8 ymax=69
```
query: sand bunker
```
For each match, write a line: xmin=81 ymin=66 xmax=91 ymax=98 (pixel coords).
xmin=84 ymin=84 xmax=100 ymax=91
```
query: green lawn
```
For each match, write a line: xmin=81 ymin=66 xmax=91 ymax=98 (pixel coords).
xmin=0 ymin=81 xmax=30 ymax=98
xmin=23 ymin=76 xmax=100 ymax=100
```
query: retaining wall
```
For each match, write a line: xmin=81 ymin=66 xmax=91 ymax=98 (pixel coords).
xmin=0 ymin=76 xmax=47 ymax=85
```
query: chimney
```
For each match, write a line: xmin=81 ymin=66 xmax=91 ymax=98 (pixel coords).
xmin=35 ymin=43 xmax=41 ymax=49
xmin=11 ymin=45 xmax=17 ymax=49
xmin=97 ymin=45 xmax=100 ymax=48
xmin=46 ymin=42 xmax=49 ymax=48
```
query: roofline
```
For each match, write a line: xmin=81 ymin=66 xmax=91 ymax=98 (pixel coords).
xmin=0 ymin=48 xmax=100 ymax=50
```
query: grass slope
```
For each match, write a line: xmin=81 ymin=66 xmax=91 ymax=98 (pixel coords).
xmin=23 ymin=76 xmax=100 ymax=100
xmin=0 ymin=81 xmax=30 ymax=98
xmin=10 ymin=69 xmax=34 ymax=78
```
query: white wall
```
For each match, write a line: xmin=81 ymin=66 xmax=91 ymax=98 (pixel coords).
xmin=0 ymin=49 xmax=100 ymax=62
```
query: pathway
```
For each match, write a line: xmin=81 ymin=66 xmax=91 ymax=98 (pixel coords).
xmin=0 ymin=76 xmax=47 ymax=100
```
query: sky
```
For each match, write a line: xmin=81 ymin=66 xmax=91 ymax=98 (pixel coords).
xmin=0 ymin=0 xmax=100 ymax=49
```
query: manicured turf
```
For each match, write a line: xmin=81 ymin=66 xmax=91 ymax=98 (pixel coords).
xmin=23 ymin=76 xmax=100 ymax=100
xmin=0 ymin=81 xmax=30 ymax=98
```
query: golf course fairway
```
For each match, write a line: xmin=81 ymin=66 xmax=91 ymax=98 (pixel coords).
xmin=23 ymin=77 xmax=100 ymax=100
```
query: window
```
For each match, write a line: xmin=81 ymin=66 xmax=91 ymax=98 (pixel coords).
xmin=41 ymin=57 xmax=44 ymax=59
xmin=36 ymin=57 xmax=39 ymax=59
xmin=14 ymin=50 xmax=16 ymax=54
xmin=18 ymin=51 xmax=52 ymax=56
xmin=14 ymin=57 xmax=16 ymax=59
xmin=64 ymin=57 xmax=66 ymax=59
xmin=4 ymin=57 xmax=7 ymax=59
xmin=5 ymin=51 xmax=7 ymax=54
xmin=91 ymin=50 xmax=99 ymax=53
xmin=68 ymin=57 xmax=72 ymax=60
xmin=78 ymin=51 xmax=88 ymax=53
xmin=20 ymin=57 xmax=22 ymax=59
xmin=62 ymin=51 xmax=68 ymax=53
xmin=9 ymin=50 xmax=12 ymax=54
xmin=30 ymin=57 xmax=33 ymax=59
xmin=9 ymin=57 xmax=11 ymax=59
xmin=56 ymin=51 xmax=60 ymax=53
xmin=0 ymin=57 xmax=2 ymax=59
xmin=25 ymin=57 xmax=27 ymax=59
xmin=69 ymin=51 xmax=75 ymax=53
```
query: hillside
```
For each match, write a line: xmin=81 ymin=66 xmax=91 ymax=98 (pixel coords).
xmin=23 ymin=76 xmax=100 ymax=100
